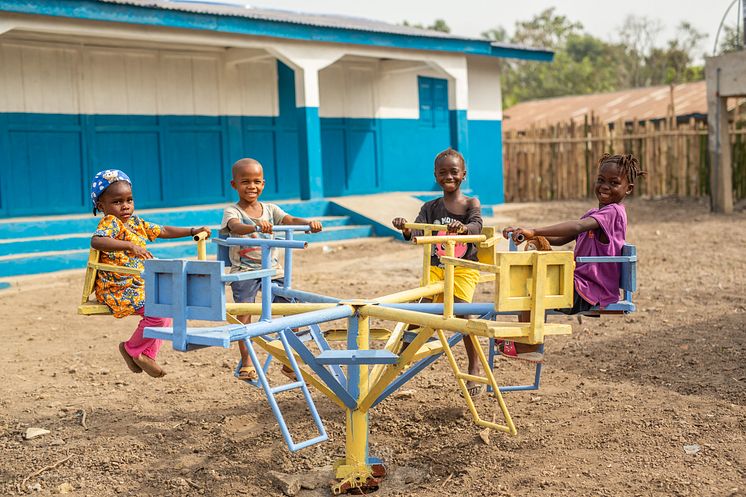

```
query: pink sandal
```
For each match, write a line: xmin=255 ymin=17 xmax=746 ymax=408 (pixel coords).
xmin=497 ymin=340 xmax=545 ymax=364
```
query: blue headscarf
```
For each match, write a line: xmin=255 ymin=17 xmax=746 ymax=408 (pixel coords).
xmin=90 ymin=169 xmax=131 ymax=214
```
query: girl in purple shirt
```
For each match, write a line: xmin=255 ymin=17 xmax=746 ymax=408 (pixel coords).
xmin=501 ymin=154 xmax=646 ymax=362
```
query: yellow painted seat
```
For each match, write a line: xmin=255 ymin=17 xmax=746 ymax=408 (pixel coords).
xmin=457 ymin=250 xmax=575 ymax=343
xmin=77 ymin=248 xmax=142 ymax=315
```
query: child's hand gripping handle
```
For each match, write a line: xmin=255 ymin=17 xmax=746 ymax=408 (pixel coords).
xmin=192 ymin=230 xmax=210 ymax=260
xmin=502 ymin=227 xmax=533 ymax=244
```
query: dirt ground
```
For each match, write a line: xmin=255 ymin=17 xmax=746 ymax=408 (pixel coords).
xmin=1 ymin=198 xmax=745 ymax=497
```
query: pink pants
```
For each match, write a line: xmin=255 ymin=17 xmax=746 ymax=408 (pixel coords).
xmin=123 ymin=308 xmax=171 ymax=360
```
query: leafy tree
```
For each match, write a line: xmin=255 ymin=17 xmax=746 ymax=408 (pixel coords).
xmin=642 ymin=22 xmax=706 ymax=85
xmin=481 ymin=26 xmax=508 ymax=43
xmin=718 ymin=24 xmax=744 ymax=54
xmin=401 ymin=19 xmax=451 ymax=33
xmin=487 ymin=10 xmax=708 ymax=107
xmin=617 ymin=15 xmax=663 ymax=87
xmin=510 ymin=8 xmax=582 ymax=49
xmin=429 ymin=19 xmax=450 ymax=33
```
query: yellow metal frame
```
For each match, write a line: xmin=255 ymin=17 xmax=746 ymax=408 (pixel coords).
xmin=75 ymin=221 xmax=580 ymax=491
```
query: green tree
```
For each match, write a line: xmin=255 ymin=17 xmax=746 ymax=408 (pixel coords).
xmin=429 ymin=19 xmax=450 ymax=33
xmin=718 ymin=24 xmax=744 ymax=54
xmin=491 ymin=9 xmax=629 ymax=107
xmin=510 ymin=7 xmax=582 ymax=49
xmin=617 ymin=15 xmax=663 ymax=87
xmin=642 ymin=22 xmax=706 ymax=85
xmin=481 ymin=26 xmax=508 ymax=43
xmin=401 ymin=19 xmax=451 ymax=33
xmin=488 ymin=10 xmax=708 ymax=108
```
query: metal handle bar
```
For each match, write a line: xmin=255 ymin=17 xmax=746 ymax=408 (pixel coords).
xmin=271 ymin=225 xmax=312 ymax=232
xmin=212 ymin=237 xmax=307 ymax=249
xmin=412 ymin=234 xmax=487 ymax=245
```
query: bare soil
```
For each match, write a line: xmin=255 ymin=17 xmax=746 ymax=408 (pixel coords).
xmin=1 ymin=198 xmax=745 ymax=497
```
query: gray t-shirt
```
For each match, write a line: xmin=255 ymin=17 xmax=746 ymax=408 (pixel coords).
xmin=220 ymin=202 xmax=288 ymax=275
xmin=411 ymin=197 xmax=483 ymax=267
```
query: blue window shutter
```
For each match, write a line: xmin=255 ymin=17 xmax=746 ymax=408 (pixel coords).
xmin=418 ymin=76 xmax=433 ymax=125
xmin=418 ymin=76 xmax=449 ymax=127
xmin=433 ymin=79 xmax=449 ymax=124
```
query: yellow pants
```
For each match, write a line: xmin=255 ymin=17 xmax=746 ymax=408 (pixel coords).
xmin=429 ymin=266 xmax=480 ymax=303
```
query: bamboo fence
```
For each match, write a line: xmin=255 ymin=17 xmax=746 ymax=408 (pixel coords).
xmin=503 ymin=115 xmax=746 ymax=202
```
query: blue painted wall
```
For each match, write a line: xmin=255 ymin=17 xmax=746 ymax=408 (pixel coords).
xmin=321 ymin=76 xmax=452 ymax=197
xmin=0 ymin=113 xmax=503 ymax=217
xmin=0 ymin=61 xmax=504 ymax=218
xmin=320 ymin=117 xmax=380 ymax=196
xmin=0 ymin=61 xmax=301 ymax=218
xmin=468 ymin=120 xmax=504 ymax=204
xmin=0 ymin=112 xmax=302 ymax=217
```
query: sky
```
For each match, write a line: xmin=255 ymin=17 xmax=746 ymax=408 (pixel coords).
xmin=203 ymin=0 xmax=744 ymax=57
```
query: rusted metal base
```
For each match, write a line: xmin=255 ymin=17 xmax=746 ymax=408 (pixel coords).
xmin=334 ymin=476 xmax=382 ymax=495
xmin=332 ymin=463 xmax=387 ymax=494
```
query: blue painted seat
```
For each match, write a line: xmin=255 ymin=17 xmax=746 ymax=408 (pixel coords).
xmin=576 ymin=243 xmax=637 ymax=314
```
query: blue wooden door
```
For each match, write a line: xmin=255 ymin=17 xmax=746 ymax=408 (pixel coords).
xmin=321 ymin=118 xmax=379 ymax=197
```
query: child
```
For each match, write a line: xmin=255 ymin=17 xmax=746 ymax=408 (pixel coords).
xmin=221 ymin=158 xmax=323 ymax=381
xmin=90 ymin=169 xmax=210 ymax=378
xmin=392 ymin=148 xmax=484 ymax=396
xmin=501 ymin=153 xmax=646 ymax=362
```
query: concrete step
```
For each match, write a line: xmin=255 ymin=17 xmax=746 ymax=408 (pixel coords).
xmin=0 ymin=216 xmax=354 ymax=257
xmin=0 ymin=199 xmax=335 ymax=240
xmin=0 ymin=224 xmax=374 ymax=277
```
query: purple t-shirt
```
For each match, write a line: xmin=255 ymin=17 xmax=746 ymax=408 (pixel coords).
xmin=574 ymin=203 xmax=627 ymax=307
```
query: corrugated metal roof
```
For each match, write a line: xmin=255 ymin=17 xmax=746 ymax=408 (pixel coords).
xmin=4 ymin=0 xmax=551 ymax=59
xmin=503 ymin=81 xmax=713 ymax=131
xmin=100 ymin=0 xmax=478 ymax=40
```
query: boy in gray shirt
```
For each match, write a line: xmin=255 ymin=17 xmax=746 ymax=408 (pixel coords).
xmin=221 ymin=158 xmax=322 ymax=381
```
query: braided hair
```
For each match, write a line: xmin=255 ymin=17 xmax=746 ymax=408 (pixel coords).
xmin=598 ymin=153 xmax=646 ymax=184
xmin=434 ymin=148 xmax=465 ymax=169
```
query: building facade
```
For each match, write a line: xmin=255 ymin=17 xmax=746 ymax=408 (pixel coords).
xmin=0 ymin=0 xmax=551 ymax=218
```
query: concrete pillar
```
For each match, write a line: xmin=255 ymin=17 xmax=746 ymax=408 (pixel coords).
xmin=707 ymin=91 xmax=733 ymax=214
xmin=295 ymin=67 xmax=324 ymax=200
xmin=705 ymin=51 xmax=746 ymax=214
xmin=268 ymin=46 xmax=343 ymax=200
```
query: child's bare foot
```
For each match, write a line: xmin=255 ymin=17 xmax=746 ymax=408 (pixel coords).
xmin=132 ymin=354 xmax=167 ymax=378
xmin=119 ymin=342 xmax=142 ymax=373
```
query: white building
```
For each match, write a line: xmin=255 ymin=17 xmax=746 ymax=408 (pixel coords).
xmin=0 ymin=0 xmax=552 ymax=218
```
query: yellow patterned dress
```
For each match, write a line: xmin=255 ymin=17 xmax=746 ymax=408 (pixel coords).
xmin=93 ymin=215 xmax=161 ymax=318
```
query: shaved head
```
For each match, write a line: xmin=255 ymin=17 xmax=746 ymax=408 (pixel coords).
xmin=232 ymin=158 xmax=263 ymax=179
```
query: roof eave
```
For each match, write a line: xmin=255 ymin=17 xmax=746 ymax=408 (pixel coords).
xmin=1 ymin=0 xmax=551 ymax=60
xmin=490 ymin=44 xmax=554 ymax=62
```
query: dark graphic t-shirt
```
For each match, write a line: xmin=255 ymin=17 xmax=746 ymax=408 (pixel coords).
xmin=409 ymin=197 xmax=483 ymax=267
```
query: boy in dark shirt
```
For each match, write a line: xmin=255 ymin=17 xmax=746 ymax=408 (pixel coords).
xmin=392 ymin=148 xmax=484 ymax=396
